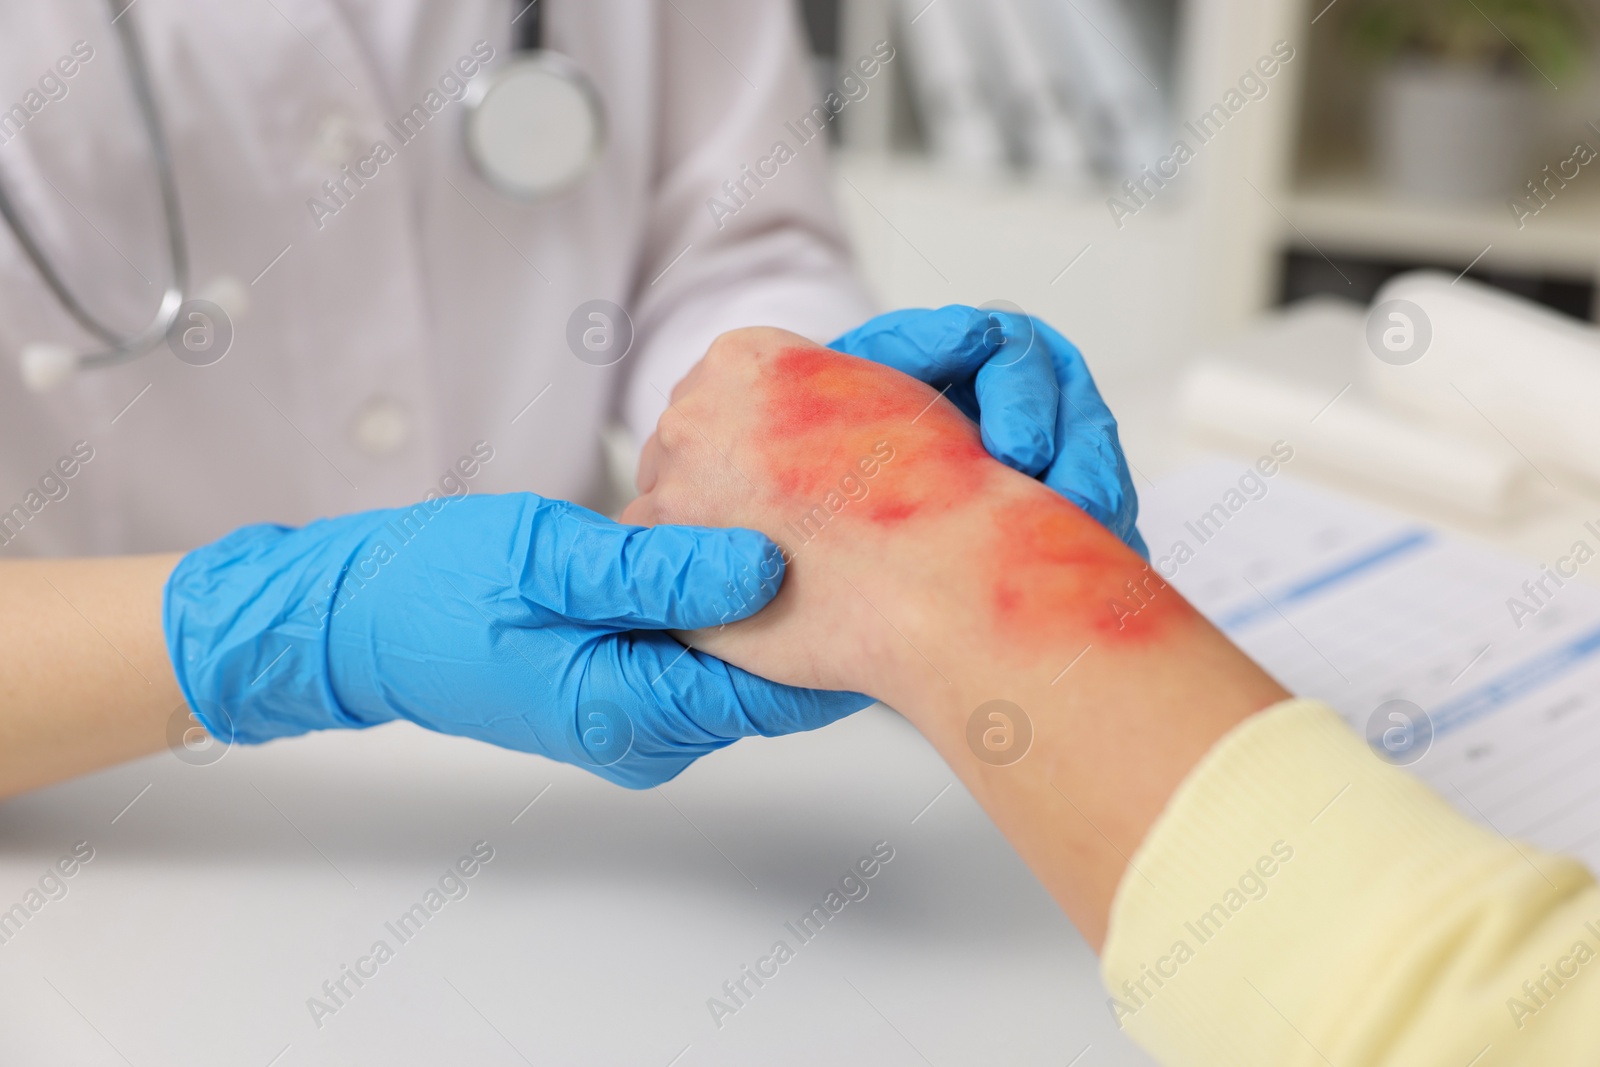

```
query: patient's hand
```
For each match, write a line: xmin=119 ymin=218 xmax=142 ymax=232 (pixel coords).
xmin=630 ymin=329 xmax=1287 ymax=949
xmin=623 ymin=327 xmax=1193 ymax=706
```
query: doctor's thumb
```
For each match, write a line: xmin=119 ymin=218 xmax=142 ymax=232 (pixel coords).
xmin=533 ymin=502 xmax=786 ymax=631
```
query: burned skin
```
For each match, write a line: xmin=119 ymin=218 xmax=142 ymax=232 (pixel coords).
xmin=755 ymin=345 xmax=1198 ymax=654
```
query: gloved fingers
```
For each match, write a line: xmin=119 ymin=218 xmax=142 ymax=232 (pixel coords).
xmin=973 ymin=311 xmax=1059 ymax=476
xmin=832 ymin=308 xmax=1145 ymax=551
xmin=723 ymin=664 xmax=875 ymax=736
xmin=1045 ymin=394 xmax=1129 ymax=536
xmin=942 ymin=380 xmax=982 ymax=426
xmin=1047 ymin=386 xmax=1123 ymax=533
xmin=528 ymin=500 xmax=786 ymax=631
xmin=1038 ymin=322 xmax=1147 ymax=554
xmin=833 ymin=306 xmax=1060 ymax=476
xmin=612 ymin=630 xmax=874 ymax=742
xmin=829 ymin=305 xmax=984 ymax=381
xmin=584 ymin=674 xmax=867 ymax=788
xmin=1044 ymin=315 xmax=1113 ymax=422
xmin=559 ymin=680 xmax=710 ymax=790
xmin=564 ymin=631 xmax=752 ymax=788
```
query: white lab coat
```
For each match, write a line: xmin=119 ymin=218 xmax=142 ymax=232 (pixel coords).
xmin=0 ymin=0 xmax=874 ymax=555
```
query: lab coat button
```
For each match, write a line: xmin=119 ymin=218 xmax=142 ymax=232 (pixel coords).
xmin=312 ymin=113 xmax=361 ymax=167
xmin=352 ymin=398 xmax=411 ymax=457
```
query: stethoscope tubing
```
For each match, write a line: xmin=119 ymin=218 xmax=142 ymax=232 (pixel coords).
xmin=0 ymin=0 xmax=189 ymax=368
xmin=0 ymin=0 xmax=603 ymax=378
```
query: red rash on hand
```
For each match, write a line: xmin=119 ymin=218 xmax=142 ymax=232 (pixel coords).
xmin=754 ymin=342 xmax=1197 ymax=651
xmin=757 ymin=345 xmax=992 ymax=525
xmin=985 ymin=496 xmax=1200 ymax=650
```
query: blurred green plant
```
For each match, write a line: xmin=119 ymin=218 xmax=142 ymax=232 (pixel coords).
xmin=1346 ymin=0 xmax=1589 ymax=82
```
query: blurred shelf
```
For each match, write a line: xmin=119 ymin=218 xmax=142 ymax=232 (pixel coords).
xmin=836 ymin=152 xmax=1121 ymax=215
xmin=1285 ymin=176 xmax=1600 ymax=277
xmin=831 ymin=152 xmax=1213 ymax=426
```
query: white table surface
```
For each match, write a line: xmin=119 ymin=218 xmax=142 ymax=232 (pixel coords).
xmin=0 ymin=703 xmax=1153 ymax=1066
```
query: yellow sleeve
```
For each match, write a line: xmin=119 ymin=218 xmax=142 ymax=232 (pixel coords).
xmin=1101 ymin=698 xmax=1600 ymax=1066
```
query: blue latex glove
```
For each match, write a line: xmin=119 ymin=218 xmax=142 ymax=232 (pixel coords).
xmin=164 ymin=493 xmax=856 ymax=788
xmin=831 ymin=305 xmax=1148 ymax=558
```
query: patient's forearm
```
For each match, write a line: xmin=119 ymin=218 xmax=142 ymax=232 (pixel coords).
xmin=0 ymin=555 xmax=184 ymax=798
xmin=837 ymin=480 xmax=1289 ymax=946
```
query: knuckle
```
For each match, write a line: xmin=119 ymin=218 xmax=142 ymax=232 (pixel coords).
xmin=668 ymin=362 xmax=702 ymax=402
xmin=703 ymin=329 xmax=744 ymax=366
xmin=655 ymin=407 xmax=691 ymax=451
xmin=704 ymin=325 xmax=772 ymax=370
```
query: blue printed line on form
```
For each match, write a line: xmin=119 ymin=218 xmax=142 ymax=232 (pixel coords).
xmin=1431 ymin=622 xmax=1600 ymax=739
xmin=1216 ymin=529 xmax=1436 ymax=632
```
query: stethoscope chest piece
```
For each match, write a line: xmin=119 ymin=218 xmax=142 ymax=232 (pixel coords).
xmin=465 ymin=52 xmax=606 ymax=201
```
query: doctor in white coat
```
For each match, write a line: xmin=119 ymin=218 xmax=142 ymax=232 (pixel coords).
xmin=0 ymin=0 xmax=1144 ymax=797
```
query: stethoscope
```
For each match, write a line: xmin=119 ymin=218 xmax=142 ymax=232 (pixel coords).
xmin=5 ymin=0 xmax=605 ymax=391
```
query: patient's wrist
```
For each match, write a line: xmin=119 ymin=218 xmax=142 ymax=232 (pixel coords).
xmin=858 ymin=474 xmax=1200 ymax=716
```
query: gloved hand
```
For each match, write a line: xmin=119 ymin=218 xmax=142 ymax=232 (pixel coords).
xmin=831 ymin=305 xmax=1147 ymax=558
xmin=164 ymin=493 xmax=853 ymax=788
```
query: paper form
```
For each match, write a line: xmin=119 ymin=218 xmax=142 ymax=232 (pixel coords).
xmin=1139 ymin=461 xmax=1600 ymax=872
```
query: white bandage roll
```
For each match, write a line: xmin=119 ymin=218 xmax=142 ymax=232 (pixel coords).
xmin=1181 ymin=360 xmax=1524 ymax=517
xmin=1362 ymin=271 xmax=1600 ymax=488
